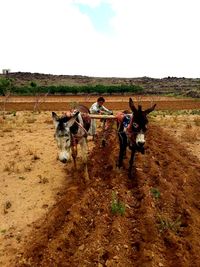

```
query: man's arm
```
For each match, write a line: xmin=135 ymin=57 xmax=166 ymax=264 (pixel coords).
xmin=100 ymin=105 xmax=113 ymax=114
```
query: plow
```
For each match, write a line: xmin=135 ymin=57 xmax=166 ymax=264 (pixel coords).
xmin=88 ymin=113 xmax=120 ymax=146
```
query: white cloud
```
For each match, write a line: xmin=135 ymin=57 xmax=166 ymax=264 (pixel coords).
xmin=0 ymin=0 xmax=200 ymax=77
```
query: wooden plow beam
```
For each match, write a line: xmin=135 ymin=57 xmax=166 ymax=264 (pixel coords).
xmin=89 ymin=114 xmax=117 ymax=120
xmin=88 ymin=114 xmax=132 ymax=120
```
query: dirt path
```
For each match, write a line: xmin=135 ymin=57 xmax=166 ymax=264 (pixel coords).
xmin=14 ymin=124 xmax=200 ymax=267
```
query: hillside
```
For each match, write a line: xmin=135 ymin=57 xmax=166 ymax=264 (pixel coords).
xmin=1 ymin=72 xmax=200 ymax=97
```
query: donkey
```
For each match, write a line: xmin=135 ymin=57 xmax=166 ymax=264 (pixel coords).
xmin=117 ymin=98 xmax=156 ymax=177
xmin=52 ymin=105 xmax=91 ymax=179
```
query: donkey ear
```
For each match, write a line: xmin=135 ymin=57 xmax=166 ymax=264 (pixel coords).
xmin=52 ymin=112 xmax=59 ymax=120
xmin=129 ymin=98 xmax=137 ymax=113
xmin=145 ymin=104 xmax=156 ymax=114
xmin=52 ymin=112 xmax=59 ymax=127
xmin=66 ymin=111 xmax=80 ymax=128
xmin=52 ymin=112 xmax=60 ymax=128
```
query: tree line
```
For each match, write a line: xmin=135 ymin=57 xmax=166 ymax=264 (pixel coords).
xmin=0 ymin=78 xmax=144 ymax=96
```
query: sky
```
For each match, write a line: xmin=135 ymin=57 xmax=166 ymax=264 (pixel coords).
xmin=0 ymin=0 xmax=200 ymax=78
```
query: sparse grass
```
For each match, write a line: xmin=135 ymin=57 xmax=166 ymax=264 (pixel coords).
xmin=6 ymin=110 xmax=17 ymax=116
xmin=0 ymin=117 xmax=19 ymax=132
xmin=14 ymin=150 xmax=20 ymax=157
xmin=27 ymin=148 xmax=34 ymax=156
xmin=181 ymin=128 xmax=199 ymax=142
xmin=24 ymin=165 xmax=32 ymax=172
xmin=194 ymin=117 xmax=200 ymax=126
xmin=190 ymin=109 xmax=200 ymax=115
xmin=15 ymin=120 xmax=25 ymax=129
xmin=4 ymin=161 xmax=16 ymax=173
xmin=157 ymin=215 xmax=182 ymax=233
xmin=4 ymin=201 xmax=12 ymax=214
xmin=38 ymin=175 xmax=49 ymax=184
xmin=172 ymin=116 xmax=178 ymax=123
xmin=26 ymin=128 xmax=33 ymax=133
xmin=185 ymin=123 xmax=192 ymax=129
xmin=12 ymin=110 xmax=17 ymax=116
xmin=44 ymin=118 xmax=53 ymax=124
xmin=111 ymin=191 xmax=126 ymax=216
xmin=150 ymin=187 xmax=161 ymax=199
xmin=4 ymin=200 xmax=12 ymax=209
xmin=0 ymin=116 xmax=5 ymax=124
xmin=18 ymin=176 xmax=26 ymax=180
xmin=27 ymin=149 xmax=40 ymax=161
xmin=153 ymin=109 xmax=200 ymax=117
xmin=26 ymin=117 xmax=37 ymax=124
xmin=32 ymin=154 xmax=40 ymax=160
xmin=2 ymin=125 xmax=13 ymax=132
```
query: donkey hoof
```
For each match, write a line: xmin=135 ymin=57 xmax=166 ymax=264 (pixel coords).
xmin=101 ymin=139 xmax=106 ymax=147
xmin=128 ymin=170 xmax=135 ymax=179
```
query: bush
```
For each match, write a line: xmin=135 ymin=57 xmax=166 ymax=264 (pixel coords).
xmin=0 ymin=77 xmax=14 ymax=95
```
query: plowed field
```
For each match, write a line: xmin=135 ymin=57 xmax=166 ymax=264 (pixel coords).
xmin=13 ymin=125 xmax=200 ymax=267
xmin=0 ymin=96 xmax=200 ymax=267
xmin=1 ymin=95 xmax=200 ymax=111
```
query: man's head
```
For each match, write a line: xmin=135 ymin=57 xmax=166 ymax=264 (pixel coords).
xmin=97 ymin=96 xmax=105 ymax=107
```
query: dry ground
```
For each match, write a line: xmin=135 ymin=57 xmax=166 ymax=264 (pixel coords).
xmin=0 ymin=111 xmax=69 ymax=266
xmin=0 ymin=96 xmax=200 ymax=266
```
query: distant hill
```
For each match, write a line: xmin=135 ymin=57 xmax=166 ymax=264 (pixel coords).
xmin=0 ymin=72 xmax=200 ymax=97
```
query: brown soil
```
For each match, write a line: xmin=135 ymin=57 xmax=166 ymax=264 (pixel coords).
xmin=0 ymin=98 xmax=200 ymax=267
xmin=14 ymin=123 xmax=200 ymax=267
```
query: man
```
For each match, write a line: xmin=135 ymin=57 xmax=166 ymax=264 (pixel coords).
xmin=89 ymin=96 xmax=113 ymax=139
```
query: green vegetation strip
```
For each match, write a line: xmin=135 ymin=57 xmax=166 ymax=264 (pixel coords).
xmin=0 ymin=77 xmax=143 ymax=95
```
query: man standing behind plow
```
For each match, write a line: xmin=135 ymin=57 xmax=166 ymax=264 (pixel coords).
xmin=89 ymin=96 xmax=113 ymax=140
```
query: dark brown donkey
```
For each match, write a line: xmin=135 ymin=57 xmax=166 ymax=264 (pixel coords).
xmin=117 ymin=98 xmax=156 ymax=177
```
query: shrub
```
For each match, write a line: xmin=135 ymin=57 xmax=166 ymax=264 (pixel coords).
xmin=111 ymin=191 xmax=126 ymax=216
xmin=150 ymin=187 xmax=161 ymax=199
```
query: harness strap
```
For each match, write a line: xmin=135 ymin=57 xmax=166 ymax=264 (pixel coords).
xmin=74 ymin=121 xmax=88 ymax=137
xmin=71 ymin=134 xmax=78 ymax=168
xmin=117 ymin=112 xmax=137 ymax=146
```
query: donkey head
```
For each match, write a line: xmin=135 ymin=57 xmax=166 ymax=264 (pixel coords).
xmin=128 ymin=98 xmax=156 ymax=151
xmin=52 ymin=111 xmax=79 ymax=163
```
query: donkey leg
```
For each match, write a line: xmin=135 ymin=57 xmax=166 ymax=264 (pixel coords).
xmin=118 ymin=135 xmax=123 ymax=167
xmin=118 ymin=132 xmax=127 ymax=168
xmin=118 ymin=144 xmax=125 ymax=167
xmin=128 ymin=150 xmax=135 ymax=178
xmin=71 ymin=145 xmax=77 ymax=169
xmin=79 ymin=137 xmax=88 ymax=164
xmin=80 ymin=138 xmax=89 ymax=181
xmin=118 ymin=143 xmax=127 ymax=168
xmin=84 ymin=164 xmax=89 ymax=181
